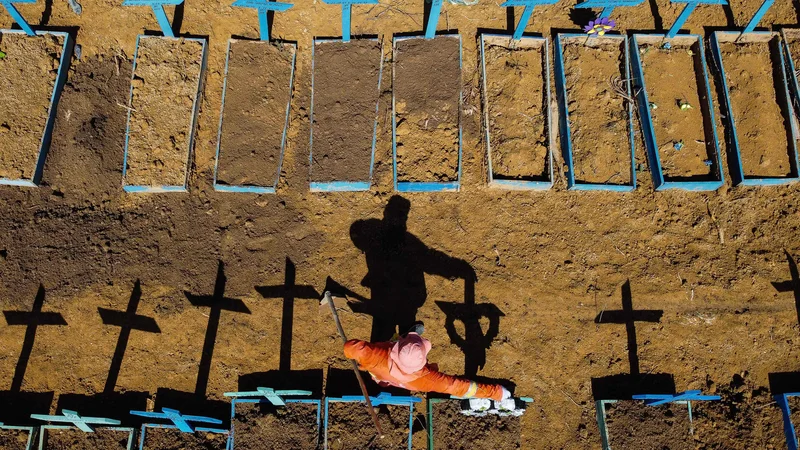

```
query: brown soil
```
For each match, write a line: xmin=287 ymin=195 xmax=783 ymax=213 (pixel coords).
xmin=232 ymin=402 xmax=319 ymax=449
xmin=640 ymin=43 xmax=712 ymax=179
xmin=326 ymin=403 xmax=409 ymax=449
xmin=125 ymin=37 xmax=204 ymax=187
xmin=42 ymin=427 xmax=130 ymax=450
xmin=394 ymin=37 xmax=460 ymax=182
xmin=792 ymin=397 xmax=800 ymax=442
xmin=432 ymin=400 xmax=520 ymax=450
xmin=605 ymin=401 xmax=692 ymax=449
xmin=562 ymin=41 xmax=631 ymax=185
xmin=311 ymin=40 xmax=382 ymax=183
xmin=0 ymin=429 xmax=32 ymax=450
xmin=483 ymin=40 xmax=548 ymax=180
xmin=142 ymin=428 xmax=228 ymax=450
xmin=720 ymin=42 xmax=791 ymax=178
xmin=217 ymin=40 xmax=295 ymax=188
xmin=0 ymin=32 xmax=63 ymax=180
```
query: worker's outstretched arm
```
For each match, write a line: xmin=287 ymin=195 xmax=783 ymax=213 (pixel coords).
xmin=408 ymin=368 xmax=504 ymax=401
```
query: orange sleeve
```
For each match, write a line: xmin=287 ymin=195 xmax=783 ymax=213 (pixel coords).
xmin=406 ymin=368 xmax=504 ymax=401
xmin=343 ymin=339 xmax=389 ymax=371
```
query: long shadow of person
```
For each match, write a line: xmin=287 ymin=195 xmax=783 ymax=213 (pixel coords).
xmin=348 ymin=195 xmax=477 ymax=342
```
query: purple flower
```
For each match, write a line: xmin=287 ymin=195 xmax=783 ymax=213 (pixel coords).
xmin=584 ymin=17 xmax=616 ymax=37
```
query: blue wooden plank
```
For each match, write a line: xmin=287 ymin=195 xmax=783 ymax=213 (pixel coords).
xmin=0 ymin=2 xmax=35 ymax=35
xmin=31 ymin=410 xmax=120 ymax=433
xmin=743 ymin=0 xmax=773 ymax=33
xmin=232 ymin=0 xmax=293 ymax=41
xmin=666 ymin=0 xmax=728 ymax=38
xmin=425 ymin=0 xmax=442 ymax=39
xmin=130 ymin=408 xmax=225 ymax=434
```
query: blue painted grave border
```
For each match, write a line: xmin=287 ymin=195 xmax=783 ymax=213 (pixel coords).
xmin=709 ymin=31 xmax=800 ymax=186
xmin=227 ymin=398 xmax=321 ymax=450
xmin=479 ymin=33 xmax=553 ymax=190
xmin=38 ymin=425 xmax=135 ymax=450
xmin=629 ymin=34 xmax=724 ymax=191
xmin=323 ymin=392 xmax=420 ymax=450
xmin=137 ymin=423 xmax=229 ymax=450
xmin=213 ymin=38 xmax=296 ymax=193
xmin=781 ymin=29 xmax=800 ymax=141
xmin=122 ymin=35 xmax=208 ymax=193
xmin=309 ymin=37 xmax=384 ymax=192
xmin=0 ymin=424 xmax=37 ymax=450
xmin=392 ymin=34 xmax=463 ymax=192
xmin=776 ymin=392 xmax=800 ymax=450
xmin=0 ymin=30 xmax=73 ymax=187
xmin=554 ymin=33 xmax=636 ymax=191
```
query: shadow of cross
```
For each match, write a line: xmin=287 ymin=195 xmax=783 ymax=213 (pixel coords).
xmin=3 ymin=284 xmax=67 ymax=392
xmin=254 ymin=258 xmax=320 ymax=372
xmin=98 ymin=280 xmax=161 ymax=394
xmin=594 ymin=280 xmax=663 ymax=376
xmin=184 ymin=261 xmax=251 ymax=397
xmin=772 ymin=250 xmax=800 ymax=326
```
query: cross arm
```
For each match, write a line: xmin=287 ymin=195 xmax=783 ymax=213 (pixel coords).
xmin=122 ymin=0 xmax=184 ymax=5
xmin=669 ymin=0 xmax=727 ymax=4
xmin=320 ymin=0 xmax=379 ymax=4
xmin=98 ymin=308 xmax=161 ymax=333
xmin=4 ymin=311 xmax=67 ymax=326
xmin=594 ymin=310 xmax=662 ymax=323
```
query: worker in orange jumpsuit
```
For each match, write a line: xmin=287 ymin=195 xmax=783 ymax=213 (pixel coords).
xmin=343 ymin=331 xmax=511 ymax=401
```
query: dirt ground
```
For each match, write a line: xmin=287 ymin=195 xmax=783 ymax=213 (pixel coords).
xmin=326 ymin=403 xmax=410 ymax=449
xmin=0 ymin=0 xmax=799 ymax=449
xmin=125 ymin=37 xmax=204 ymax=187
xmin=0 ymin=429 xmax=32 ymax=450
xmin=0 ymin=32 xmax=63 ymax=180
xmin=42 ymin=427 xmax=131 ymax=450
xmin=142 ymin=428 xmax=228 ymax=450
xmin=311 ymin=39 xmax=383 ymax=184
xmin=217 ymin=40 xmax=294 ymax=188
xmin=562 ymin=40 xmax=632 ymax=186
xmin=605 ymin=401 xmax=692 ymax=449
xmin=432 ymin=400 xmax=521 ymax=449
xmin=232 ymin=402 xmax=319 ymax=449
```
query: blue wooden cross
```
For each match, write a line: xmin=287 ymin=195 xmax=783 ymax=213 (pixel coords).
xmin=574 ymin=0 xmax=644 ymax=19
xmin=223 ymin=387 xmax=312 ymax=406
xmin=320 ymin=0 xmax=377 ymax=42
xmin=1 ymin=0 xmax=37 ymax=36
xmin=122 ymin=0 xmax=184 ymax=38
xmin=500 ymin=0 xmax=558 ymax=40
xmin=31 ymin=409 xmax=121 ymax=432
xmin=129 ymin=408 xmax=227 ymax=433
xmin=340 ymin=392 xmax=421 ymax=406
xmin=232 ymin=0 xmax=293 ymax=42
xmin=742 ymin=0 xmax=773 ymax=34
xmin=775 ymin=392 xmax=800 ymax=450
xmin=632 ymin=390 xmax=721 ymax=406
xmin=666 ymin=0 xmax=728 ymax=38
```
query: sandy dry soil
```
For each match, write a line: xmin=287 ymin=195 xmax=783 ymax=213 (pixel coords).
xmin=0 ymin=0 xmax=799 ymax=449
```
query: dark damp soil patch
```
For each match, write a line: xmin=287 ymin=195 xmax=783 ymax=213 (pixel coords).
xmin=42 ymin=427 xmax=130 ymax=450
xmin=233 ymin=402 xmax=319 ymax=449
xmin=326 ymin=403 xmax=409 ymax=450
xmin=142 ymin=427 xmax=228 ymax=450
xmin=605 ymin=400 xmax=692 ymax=449
xmin=432 ymin=400 xmax=521 ymax=450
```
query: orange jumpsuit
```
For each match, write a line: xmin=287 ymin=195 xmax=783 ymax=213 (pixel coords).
xmin=344 ymin=339 xmax=504 ymax=401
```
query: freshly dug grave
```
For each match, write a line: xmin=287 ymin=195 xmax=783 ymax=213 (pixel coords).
xmin=311 ymin=40 xmax=382 ymax=184
xmin=432 ymin=400 xmax=520 ymax=450
xmin=125 ymin=37 xmax=204 ymax=187
xmin=42 ymin=427 xmax=130 ymax=450
xmin=791 ymin=397 xmax=800 ymax=444
xmin=483 ymin=40 xmax=548 ymax=180
xmin=326 ymin=403 xmax=409 ymax=449
xmin=394 ymin=37 xmax=460 ymax=183
xmin=604 ymin=401 xmax=692 ymax=449
xmin=0 ymin=428 xmax=32 ymax=450
xmin=217 ymin=40 xmax=295 ymax=188
xmin=720 ymin=41 xmax=791 ymax=178
xmin=142 ymin=427 xmax=228 ymax=450
xmin=0 ymin=32 xmax=64 ymax=180
xmin=233 ymin=402 xmax=319 ymax=449
xmin=639 ymin=43 xmax=712 ymax=179
xmin=562 ymin=41 xmax=631 ymax=185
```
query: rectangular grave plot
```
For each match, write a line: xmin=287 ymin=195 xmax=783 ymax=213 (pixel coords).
xmin=393 ymin=35 xmax=462 ymax=191
xmin=123 ymin=36 xmax=207 ymax=192
xmin=0 ymin=427 xmax=34 ymax=450
xmin=325 ymin=401 xmax=412 ymax=450
xmin=555 ymin=34 xmax=635 ymax=191
xmin=690 ymin=395 xmax=785 ymax=447
xmin=215 ymin=39 xmax=296 ymax=193
xmin=309 ymin=38 xmax=383 ymax=192
xmin=140 ymin=426 xmax=228 ymax=450
xmin=711 ymin=31 xmax=799 ymax=185
xmin=231 ymin=400 xmax=320 ymax=450
xmin=631 ymin=34 xmax=723 ymax=190
xmin=0 ymin=30 xmax=72 ymax=186
xmin=604 ymin=401 xmax=692 ymax=449
xmin=481 ymin=34 xmax=553 ymax=190
xmin=429 ymin=399 xmax=520 ymax=450
xmin=40 ymin=426 xmax=134 ymax=450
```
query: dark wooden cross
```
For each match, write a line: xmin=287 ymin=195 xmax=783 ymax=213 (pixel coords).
xmin=772 ymin=250 xmax=800 ymax=326
xmin=98 ymin=280 xmax=161 ymax=394
xmin=594 ymin=280 xmax=663 ymax=376
xmin=255 ymin=258 xmax=320 ymax=372
xmin=184 ymin=261 xmax=250 ymax=397
xmin=3 ymin=284 xmax=67 ymax=392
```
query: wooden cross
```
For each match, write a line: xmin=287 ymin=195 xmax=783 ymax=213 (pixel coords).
xmin=666 ymin=0 xmax=728 ymax=38
xmin=129 ymin=407 xmax=226 ymax=433
xmin=232 ymin=0 xmax=294 ymax=41
xmin=31 ymin=409 xmax=120 ymax=433
xmin=574 ymin=0 xmax=644 ymax=19
xmin=122 ymin=0 xmax=185 ymax=38
xmin=500 ymin=0 xmax=559 ymax=40
xmin=0 ymin=0 xmax=37 ymax=36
